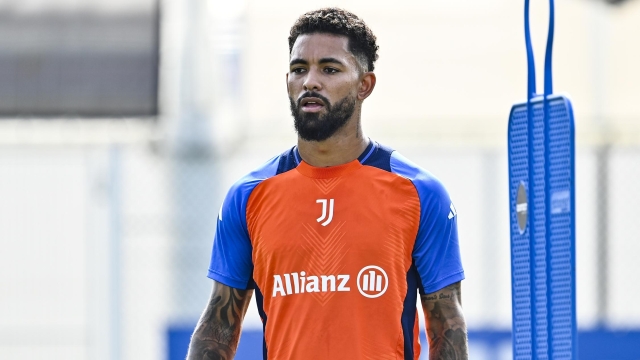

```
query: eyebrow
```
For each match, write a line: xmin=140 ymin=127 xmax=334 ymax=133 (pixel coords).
xmin=318 ymin=57 xmax=345 ymax=66
xmin=289 ymin=57 xmax=345 ymax=67
xmin=290 ymin=58 xmax=308 ymax=67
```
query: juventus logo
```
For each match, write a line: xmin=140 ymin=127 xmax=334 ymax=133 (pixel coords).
xmin=316 ymin=199 xmax=334 ymax=226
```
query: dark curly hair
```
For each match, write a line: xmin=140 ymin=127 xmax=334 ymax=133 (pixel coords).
xmin=288 ymin=8 xmax=379 ymax=72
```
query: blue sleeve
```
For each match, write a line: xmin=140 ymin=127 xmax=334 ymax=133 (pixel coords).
xmin=207 ymin=156 xmax=280 ymax=290
xmin=390 ymin=151 xmax=465 ymax=294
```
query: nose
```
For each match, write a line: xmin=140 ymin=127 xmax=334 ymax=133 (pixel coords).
xmin=303 ymin=69 xmax=322 ymax=92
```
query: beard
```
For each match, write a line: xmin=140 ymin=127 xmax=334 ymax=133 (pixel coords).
xmin=289 ymin=92 xmax=356 ymax=142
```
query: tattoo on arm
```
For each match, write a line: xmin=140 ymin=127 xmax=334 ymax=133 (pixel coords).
xmin=421 ymin=281 xmax=469 ymax=360
xmin=187 ymin=281 xmax=253 ymax=360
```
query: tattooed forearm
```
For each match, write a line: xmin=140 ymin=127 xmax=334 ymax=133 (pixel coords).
xmin=421 ymin=281 xmax=469 ymax=360
xmin=187 ymin=281 xmax=253 ymax=360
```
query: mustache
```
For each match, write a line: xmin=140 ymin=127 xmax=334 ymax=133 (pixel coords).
xmin=297 ymin=92 xmax=331 ymax=107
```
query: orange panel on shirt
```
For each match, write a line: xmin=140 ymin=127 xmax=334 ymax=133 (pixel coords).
xmin=247 ymin=159 xmax=421 ymax=360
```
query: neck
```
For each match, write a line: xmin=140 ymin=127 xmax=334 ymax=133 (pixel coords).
xmin=297 ymin=115 xmax=369 ymax=167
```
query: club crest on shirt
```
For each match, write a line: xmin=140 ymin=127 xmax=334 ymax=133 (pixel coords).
xmin=316 ymin=198 xmax=334 ymax=226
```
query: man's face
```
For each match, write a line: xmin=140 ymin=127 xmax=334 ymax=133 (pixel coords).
xmin=287 ymin=33 xmax=362 ymax=142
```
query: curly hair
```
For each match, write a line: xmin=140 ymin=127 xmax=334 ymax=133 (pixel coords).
xmin=288 ymin=8 xmax=379 ymax=72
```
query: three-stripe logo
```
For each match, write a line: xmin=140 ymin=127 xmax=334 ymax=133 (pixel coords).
xmin=356 ymin=265 xmax=388 ymax=298
xmin=448 ymin=202 xmax=457 ymax=220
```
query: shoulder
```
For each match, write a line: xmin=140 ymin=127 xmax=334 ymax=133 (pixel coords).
xmin=222 ymin=147 xmax=296 ymax=213
xmin=389 ymin=151 xmax=449 ymax=198
xmin=362 ymin=142 xmax=451 ymax=210
xmin=388 ymin=151 xmax=453 ymax=218
xmin=227 ymin=156 xmax=278 ymax=198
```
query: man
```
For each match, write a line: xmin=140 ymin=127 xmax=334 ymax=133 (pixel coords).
xmin=187 ymin=7 xmax=468 ymax=360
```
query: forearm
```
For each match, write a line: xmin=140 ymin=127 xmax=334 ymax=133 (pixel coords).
xmin=426 ymin=317 xmax=468 ymax=360
xmin=186 ymin=283 xmax=252 ymax=360
xmin=422 ymin=281 xmax=469 ymax=360
xmin=187 ymin=320 xmax=239 ymax=360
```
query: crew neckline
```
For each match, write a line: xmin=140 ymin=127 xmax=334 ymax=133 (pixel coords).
xmin=293 ymin=139 xmax=376 ymax=165
xmin=296 ymin=159 xmax=362 ymax=179
xmin=293 ymin=140 xmax=376 ymax=179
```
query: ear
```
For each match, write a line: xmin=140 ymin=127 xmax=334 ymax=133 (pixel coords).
xmin=357 ymin=72 xmax=376 ymax=101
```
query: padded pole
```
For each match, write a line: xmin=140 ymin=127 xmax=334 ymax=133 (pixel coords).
xmin=543 ymin=0 xmax=555 ymax=358
xmin=525 ymin=0 xmax=537 ymax=99
xmin=524 ymin=1 xmax=539 ymax=358
xmin=524 ymin=0 xmax=556 ymax=357
xmin=544 ymin=0 xmax=555 ymax=96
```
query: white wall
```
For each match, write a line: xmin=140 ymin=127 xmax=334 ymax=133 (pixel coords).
xmin=0 ymin=147 xmax=88 ymax=359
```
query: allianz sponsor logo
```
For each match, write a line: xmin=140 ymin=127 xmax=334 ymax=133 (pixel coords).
xmin=272 ymin=265 xmax=388 ymax=298
xmin=272 ymin=271 xmax=350 ymax=297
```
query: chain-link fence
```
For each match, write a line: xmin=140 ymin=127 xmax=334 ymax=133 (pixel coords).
xmin=4 ymin=139 xmax=634 ymax=359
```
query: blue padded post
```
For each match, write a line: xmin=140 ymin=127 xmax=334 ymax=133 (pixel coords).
xmin=510 ymin=0 xmax=576 ymax=359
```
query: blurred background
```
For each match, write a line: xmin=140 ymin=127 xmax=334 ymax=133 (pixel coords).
xmin=0 ymin=0 xmax=639 ymax=359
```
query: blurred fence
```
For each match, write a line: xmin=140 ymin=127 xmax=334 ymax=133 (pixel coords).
xmin=2 ymin=139 xmax=640 ymax=359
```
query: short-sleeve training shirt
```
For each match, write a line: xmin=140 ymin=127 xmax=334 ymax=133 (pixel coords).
xmin=208 ymin=141 xmax=464 ymax=360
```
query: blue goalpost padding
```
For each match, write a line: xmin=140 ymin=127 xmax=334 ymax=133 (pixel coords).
xmin=508 ymin=0 xmax=577 ymax=359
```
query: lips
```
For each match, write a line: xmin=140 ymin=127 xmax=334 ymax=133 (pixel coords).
xmin=300 ymin=97 xmax=325 ymax=112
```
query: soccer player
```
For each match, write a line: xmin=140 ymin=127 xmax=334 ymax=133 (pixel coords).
xmin=187 ymin=7 xmax=468 ymax=360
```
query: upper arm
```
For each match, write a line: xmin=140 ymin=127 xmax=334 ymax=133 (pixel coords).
xmin=421 ymin=281 xmax=465 ymax=331
xmin=411 ymin=178 xmax=464 ymax=293
xmin=390 ymin=152 xmax=467 ymax=358
xmin=208 ymin=179 xmax=259 ymax=289
xmin=421 ymin=281 xmax=468 ymax=359
xmin=187 ymin=281 xmax=253 ymax=360
xmin=208 ymin=155 xmax=280 ymax=289
xmin=389 ymin=151 xmax=464 ymax=292
xmin=201 ymin=280 xmax=254 ymax=331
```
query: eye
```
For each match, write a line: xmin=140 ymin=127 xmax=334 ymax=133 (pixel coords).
xmin=291 ymin=67 xmax=306 ymax=74
xmin=324 ymin=67 xmax=339 ymax=74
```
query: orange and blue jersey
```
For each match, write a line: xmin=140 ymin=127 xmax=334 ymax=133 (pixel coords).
xmin=208 ymin=141 xmax=464 ymax=360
